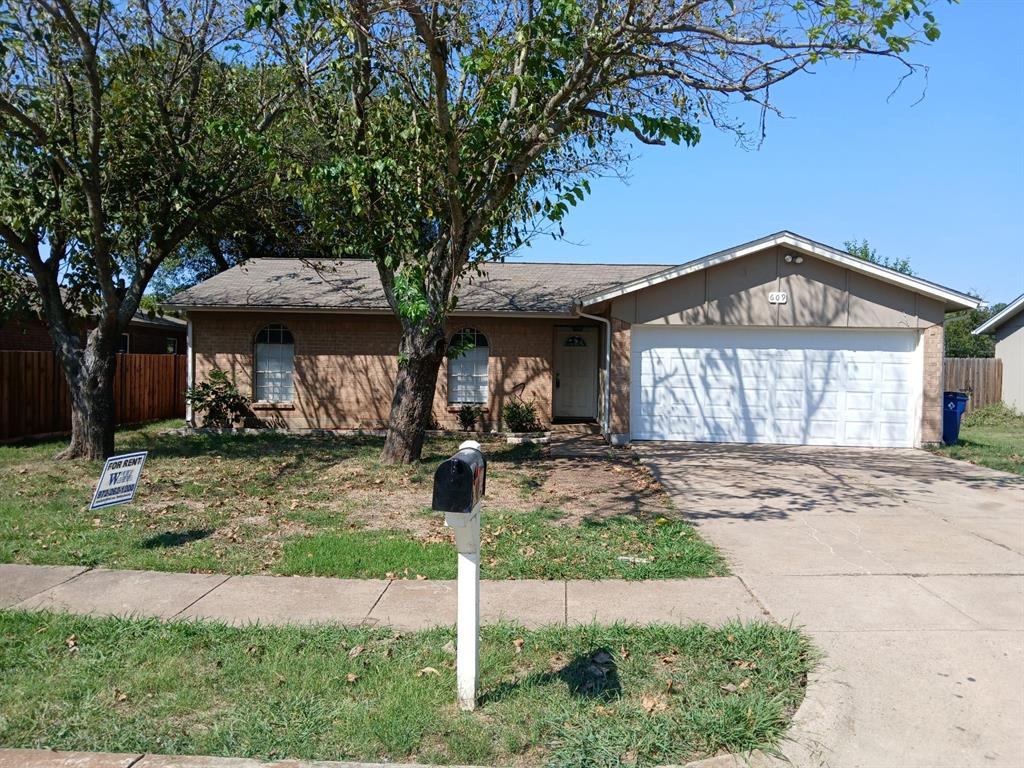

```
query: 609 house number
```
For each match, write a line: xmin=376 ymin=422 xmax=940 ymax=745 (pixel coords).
xmin=768 ymin=291 xmax=789 ymax=304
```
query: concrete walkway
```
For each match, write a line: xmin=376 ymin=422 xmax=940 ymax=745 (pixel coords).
xmin=0 ymin=564 xmax=766 ymax=628
xmin=639 ymin=443 xmax=1024 ymax=768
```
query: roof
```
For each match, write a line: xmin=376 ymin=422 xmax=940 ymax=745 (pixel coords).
xmin=578 ymin=231 xmax=981 ymax=311
xmin=164 ymin=259 xmax=668 ymax=315
xmin=973 ymin=294 xmax=1024 ymax=335
xmin=131 ymin=312 xmax=186 ymax=330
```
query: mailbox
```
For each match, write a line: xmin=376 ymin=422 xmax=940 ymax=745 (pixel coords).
xmin=433 ymin=440 xmax=486 ymax=711
xmin=432 ymin=445 xmax=487 ymax=514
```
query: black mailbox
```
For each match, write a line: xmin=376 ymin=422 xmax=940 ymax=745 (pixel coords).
xmin=432 ymin=447 xmax=487 ymax=514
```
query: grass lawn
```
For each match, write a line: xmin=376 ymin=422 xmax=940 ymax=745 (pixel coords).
xmin=928 ymin=404 xmax=1024 ymax=476
xmin=0 ymin=421 xmax=725 ymax=580
xmin=0 ymin=610 xmax=813 ymax=767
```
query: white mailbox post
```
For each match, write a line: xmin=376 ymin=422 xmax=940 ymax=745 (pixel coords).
xmin=432 ymin=439 xmax=486 ymax=711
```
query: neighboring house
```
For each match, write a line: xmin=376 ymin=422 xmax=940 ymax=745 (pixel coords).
xmin=0 ymin=310 xmax=186 ymax=354
xmin=166 ymin=231 xmax=980 ymax=448
xmin=973 ymin=294 xmax=1024 ymax=412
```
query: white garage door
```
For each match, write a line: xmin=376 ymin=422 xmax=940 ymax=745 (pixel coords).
xmin=631 ymin=327 xmax=922 ymax=447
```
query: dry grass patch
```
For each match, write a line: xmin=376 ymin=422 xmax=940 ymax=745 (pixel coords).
xmin=0 ymin=421 xmax=724 ymax=579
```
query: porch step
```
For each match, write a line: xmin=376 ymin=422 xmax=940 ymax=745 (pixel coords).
xmin=550 ymin=421 xmax=601 ymax=436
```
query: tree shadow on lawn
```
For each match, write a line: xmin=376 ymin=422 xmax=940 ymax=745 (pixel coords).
xmin=479 ymin=647 xmax=622 ymax=705
xmin=130 ymin=427 xmax=541 ymax=464
xmin=141 ymin=528 xmax=214 ymax=549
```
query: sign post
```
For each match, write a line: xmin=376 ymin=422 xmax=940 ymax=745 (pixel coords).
xmin=90 ymin=451 xmax=148 ymax=510
xmin=432 ymin=439 xmax=486 ymax=711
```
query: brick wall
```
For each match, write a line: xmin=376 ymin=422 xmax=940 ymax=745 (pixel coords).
xmin=921 ymin=323 xmax=944 ymax=445
xmin=191 ymin=312 xmax=565 ymax=430
xmin=0 ymin=316 xmax=56 ymax=351
xmin=608 ymin=318 xmax=631 ymax=442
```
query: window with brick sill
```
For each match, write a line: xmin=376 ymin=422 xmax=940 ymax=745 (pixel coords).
xmin=254 ymin=324 xmax=295 ymax=403
xmin=447 ymin=328 xmax=489 ymax=405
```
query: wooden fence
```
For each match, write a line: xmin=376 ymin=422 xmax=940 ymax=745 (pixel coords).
xmin=0 ymin=351 xmax=186 ymax=442
xmin=944 ymin=357 xmax=1003 ymax=414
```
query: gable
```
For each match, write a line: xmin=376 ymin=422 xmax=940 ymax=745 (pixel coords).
xmin=580 ymin=231 xmax=979 ymax=314
xmin=607 ymin=244 xmax=950 ymax=329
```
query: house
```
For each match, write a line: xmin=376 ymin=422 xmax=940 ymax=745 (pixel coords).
xmin=0 ymin=277 xmax=187 ymax=355
xmin=165 ymin=231 xmax=980 ymax=448
xmin=973 ymin=293 xmax=1024 ymax=412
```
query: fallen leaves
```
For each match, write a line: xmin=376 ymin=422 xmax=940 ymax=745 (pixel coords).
xmin=347 ymin=645 xmax=365 ymax=659
xmin=64 ymin=634 xmax=78 ymax=654
xmin=512 ymin=638 xmax=524 ymax=654
xmin=345 ymin=673 xmax=359 ymax=684
xmin=641 ymin=693 xmax=667 ymax=714
xmin=416 ymin=666 xmax=440 ymax=677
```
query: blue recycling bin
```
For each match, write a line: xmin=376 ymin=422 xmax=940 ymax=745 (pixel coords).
xmin=942 ymin=391 xmax=969 ymax=446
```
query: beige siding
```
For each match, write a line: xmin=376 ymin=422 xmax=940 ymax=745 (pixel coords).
xmin=613 ymin=246 xmax=942 ymax=330
xmin=995 ymin=314 xmax=1024 ymax=412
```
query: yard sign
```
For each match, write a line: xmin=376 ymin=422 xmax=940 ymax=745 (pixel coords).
xmin=90 ymin=451 xmax=148 ymax=510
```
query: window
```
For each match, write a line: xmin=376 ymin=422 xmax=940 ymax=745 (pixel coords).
xmin=117 ymin=333 xmax=130 ymax=353
xmin=255 ymin=324 xmax=295 ymax=402
xmin=165 ymin=337 xmax=178 ymax=354
xmin=563 ymin=335 xmax=587 ymax=347
xmin=447 ymin=328 xmax=489 ymax=405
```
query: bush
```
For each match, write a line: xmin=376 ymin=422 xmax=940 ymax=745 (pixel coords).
xmin=457 ymin=404 xmax=484 ymax=431
xmin=185 ymin=368 xmax=251 ymax=428
xmin=501 ymin=398 xmax=540 ymax=433
xmin=961 ymin=402 xmax=1024 ymax=429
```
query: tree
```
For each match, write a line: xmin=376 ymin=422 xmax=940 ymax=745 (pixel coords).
xmin=844 ymin=238 xmax=914 ymax=276
xmin=0 ymin=0 xmax=286 ymax=458
xmin=945 ymin=301 xmax=1004 ymax=358
xmin=257 ymin=0 xmax=946 ymax=463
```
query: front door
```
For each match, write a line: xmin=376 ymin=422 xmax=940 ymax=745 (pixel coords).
xmin=554 ymin=327 xmax=599 ymax=419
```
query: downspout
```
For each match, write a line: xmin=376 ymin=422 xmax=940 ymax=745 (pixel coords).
xmin=185 ymin=316 xmax=194 ymax=426
xmin=574 ymin=307 xmax=612 ymax=437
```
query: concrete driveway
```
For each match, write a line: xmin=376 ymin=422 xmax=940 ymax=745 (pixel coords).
xmin=638 ymin=443 xmax=1024 ymax=768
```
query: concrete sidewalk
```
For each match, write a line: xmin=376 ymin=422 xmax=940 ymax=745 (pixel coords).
xmin=0 ymin=563 xmax=767 ymax=628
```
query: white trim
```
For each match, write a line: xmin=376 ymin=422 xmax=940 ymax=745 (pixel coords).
xmin=575 ymin=310 xmax=612 ymax=436
xmin=578 ymin=231 xmax=981 ymax=311
xmin=185 ymin=318 xmax=194 ymax=425
xmin=185 ymin=319 xmax=192 ymax=428
xmin=973 ymin=293 xmax=1024 ymax=335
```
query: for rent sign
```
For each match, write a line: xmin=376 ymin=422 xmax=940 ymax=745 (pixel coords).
xmin=90 ymin=451 xmax=148 ymax=510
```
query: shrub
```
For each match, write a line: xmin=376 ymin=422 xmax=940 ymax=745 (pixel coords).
xmin=457 ymin=404 xmax=484 ymax=431
xmin=501 ymin=398 xmax=540 ymax=433
xmin=185 ymin=368 xmax=251 ymax=428
xmin=961 ymin=402 xmax=1024 ymax=429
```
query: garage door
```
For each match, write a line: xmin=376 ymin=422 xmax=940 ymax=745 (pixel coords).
xmin=631 ymin=327 xmax=921 ymax=447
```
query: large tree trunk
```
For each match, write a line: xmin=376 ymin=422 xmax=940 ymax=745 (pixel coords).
xmin=55 ymin=336 xmax=118 ymax=461
xmin=381 ymin=321 xmax=447 ymax=464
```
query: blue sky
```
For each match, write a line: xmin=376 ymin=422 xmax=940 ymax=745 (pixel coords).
xmin=520 ymin=0 xmax=1024 ymax=307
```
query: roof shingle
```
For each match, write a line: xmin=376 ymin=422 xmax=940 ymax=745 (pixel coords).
xmin=165 ymin=258 xmax=668 ymax=315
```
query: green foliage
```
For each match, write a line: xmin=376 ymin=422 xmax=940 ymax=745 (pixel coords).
xmin=185 ymin=368 xmax=251 ymax=428
xmin=844 ymin=238 xmax=914 ymax=276
xmin=961 ymin=403 xmax=1024 ymax=430
xmin=253 ymin=0 xmax=944 ymax=336
xmin=457 ymin=404 xmax=484 ymax=431
xmin=501 ymin=397 xmax=541 ymax=433
xmin=944 ymin=303 xmax=1004 ymax=358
